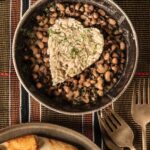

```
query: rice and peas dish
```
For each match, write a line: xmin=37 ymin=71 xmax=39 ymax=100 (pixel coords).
xmin=22 ymin=2 xmax=126 ymax=105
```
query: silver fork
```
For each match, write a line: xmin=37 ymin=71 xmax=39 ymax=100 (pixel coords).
xmin=131 ymin=78 xmax=150 ymax=150
xmin=97 ymin=112 xmax=123 ymax=150
xmin=99 ymin=110 xmax=136 ymax=150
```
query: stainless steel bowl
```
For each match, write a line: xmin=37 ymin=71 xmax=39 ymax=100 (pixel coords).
xmin=13 ymin=0 xmax=138 ymax=115
xmin=0 ymin=123 xmax=101 ymax=150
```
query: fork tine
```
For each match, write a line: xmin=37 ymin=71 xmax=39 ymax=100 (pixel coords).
xmin=99 ymin=117 xmax=112 ymax=133
xmin=148 ymin=78 xmax=150 ymax=104
xmin=108 ymin=112 xmax=120 ymax=128
xmin=110 ymin=110 xmax=122 ymax=125
xmin=138 ymin=79 xmax=142 ymax=104
xmin=105 ymin=116 xmax=116 ymax=131
xmin=143 ymin=78 xmax=146 ymax=104
xmin=132 ymin=83 xmax=136 ymax=106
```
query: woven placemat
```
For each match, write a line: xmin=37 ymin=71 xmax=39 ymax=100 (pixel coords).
xmin=0 ymin=0 xmax=149 ymax=150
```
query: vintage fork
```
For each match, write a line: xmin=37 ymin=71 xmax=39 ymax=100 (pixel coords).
xmin=99 ymin=110 xmax=136 ymax=150
xmin=97 ymin=112 xmax=123 ymax=150
xmin=131 ymin=78 xmax=150 ymax=150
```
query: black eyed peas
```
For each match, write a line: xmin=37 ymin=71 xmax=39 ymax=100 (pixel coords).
xmin=23 ymin=2 xmax=126 ymax=105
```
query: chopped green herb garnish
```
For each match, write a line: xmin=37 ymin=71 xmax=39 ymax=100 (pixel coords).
xmin=70 ymin=47 xmax=79 ymax=58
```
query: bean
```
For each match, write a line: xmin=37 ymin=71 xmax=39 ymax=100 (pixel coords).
xmin=36 ymin=82 xmax=43 ymax=89
xmin=111 ymin=58 xmax=118 ymax=65
xmin=79 ymin=6 xmax=84 ymax=12
xmin=105 ymin=71 xmax=112 ymax=82
xmin=30 ymin=57 xmax=36 ymax=63
xmin=73 ymin=79 xmax=78 ymax=85
xmin=42 ymin=48 xmax=48 ymax=55
xmin=45 ymin=62 xmax=50 ymax=68
xmin=79 ymin=74 xmax=85 ymax=84
xmin=90 ymin=80 xmax=96 ymax=84
xmin=39 ymin=65 xmax=46 ymax=72
xmin=92 ymin=68 xmax=98 ymax=77
xmin=65 ymin=7 xmax=71 ymax=15
xmin=93 ymin=12 xmax=99 ymax=19
xmin=83 ymin=19 xmax=90 ymax=26
xmin=56 ymin=3 xmax=65 ymax=11
xmin=35 ymin=31 xmax=43 ymax=39
xmin=84 ymin=4 xmax=89 ymax=8
xmin=51 ymin=13 xmax=57 ymax=18
xmin=36 ymin=15 xmax=42 ymax=21
xmin=84 ymin=7 xmax=90 ymax=13
xmin=104 ymin=52 xmax=110 ymax=61
xmin=44 ymin=24 xmax=49 ymax=29
xmin=89 ymin=5 xmax=94 ymax=12
xmin=58 ymin=88 xmax=62 ymax=94
xmin=95 ymin=82 xmax=103 ymax=90
xmin=66 ymin=91 xmax=73 ymax=99
xmin=80 ymin=15 xmax=87 ymax=20
xmin=97 ymin=77 xmax=103 ymax=84
xmin=35 ymin=54 xmax=41 ymax=59
xmin=108 ymin=18 xmax=116 ymax=26
xmin=64 ymin=86 xmax=70 ymax=93
xmin=39 ymin=21 xmax=44 ymax=27
xmin=111 ymin=65 xmax=118 ymax=73
xmin=75 ymin=12 xmax=80 ymax=17
xmin=73 ymin=91 xmax=80 ymax=98
xmin=120 ymin=64 xmax=124 ymax=71
xmin=43 ymin=57 xmax=49 ymax=63
xmin=83 ymin=93 xmax=90 ymax=103
xmin=120 ymin=52 xmax=125 ymax=58
xmin=43 ymin=18 xmax=48 ymax=24
xmin=112 ymin=52 xmax=119 ymax=58
xmin=83 ymin=81 xmax=91 ymax=87
xmin=120 ymin=41 xmax=125 ymax=50
xmin=37 ymin=59 xmax=43 ymax=64
xmin=30 ymin=46 xmax=38 ymax=55
xmin=49 ymin=17 xmax=56 ymax=25
xmin=33 ymin=64 xmax=39 ymax=72
xmin=32 ymin=73 xmax=38 ymax=80
xmin=75 ymin=3 xmax=81 ymax=11
xmin=97 ymin=90 xmax=104 ymax=96
xmin=99 ymin=20 xmax=107 ymax=26
xmin=42 ymin=37 xmax=48 ymax=43
xmin=111 ymin=44 xmax=117 ymax=51
xmin=49 ymin=7 xmax=56 ymax=12
xmin=97 ymin=64 xmax=108 ymax=73
xmin=97 ymin=59 xmax=104 ymax=65
xmin=91 ymin=19 xmax=97 ymax=25
xmin=113 ymin=78 xmax=117 ymax=83
xmin=121 ymin=58 xmax=125 ymax=64
xmin=98 ymin=9 xmax=105 ymax=16
xmin=36 ymin=40 xmax=44 ymax=49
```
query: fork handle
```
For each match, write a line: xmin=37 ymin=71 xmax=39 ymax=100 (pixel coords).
xmin=130 ymin=146 xmax=136 ymax=150
xmin=142 ymin=126 xmax=147 ymax=150
xmin=129 ymin=145 xmax=136 ymax=150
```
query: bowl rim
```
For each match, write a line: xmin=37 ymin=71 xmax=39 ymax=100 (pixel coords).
xmin=0 ymin=123 xmax=101 ymax=150
xmin=12 ymin=0 xmax=139 ymax=115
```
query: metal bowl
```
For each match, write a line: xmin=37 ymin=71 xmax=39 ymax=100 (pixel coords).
xmin=0 ymin=123 xmax=100 ymax=150
xmin=13 ymin=0 xmax=138 ymax=115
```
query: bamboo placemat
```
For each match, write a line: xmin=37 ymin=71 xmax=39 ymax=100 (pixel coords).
xmin=0 ymin=0 xmax=149 ymax=150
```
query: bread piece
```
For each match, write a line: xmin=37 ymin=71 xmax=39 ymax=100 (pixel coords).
xmin=0 ymin=135 xmax=37 ymax=150
xmin=38 ymin=136 xmax=78 ymax=150
xmin=0 ymin=135 xmax=78 ymax=150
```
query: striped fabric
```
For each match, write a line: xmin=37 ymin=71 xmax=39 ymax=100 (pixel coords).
xmin=0 ymin=0 xmax=149 ymax=150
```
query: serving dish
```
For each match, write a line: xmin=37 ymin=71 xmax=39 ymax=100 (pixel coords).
xmin=0 ymin=123 xmax=100 ymax=150
xmin=13 ymin=0 xmax=138 ymax=114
